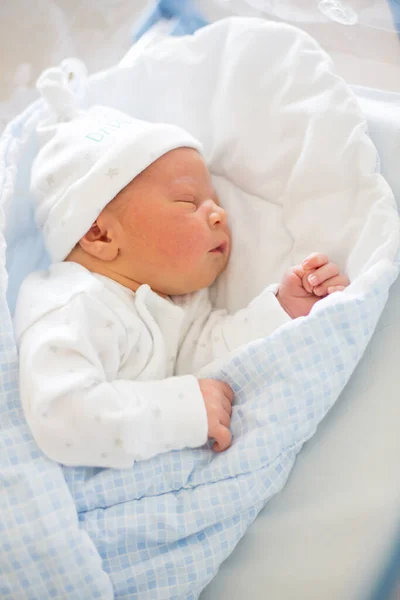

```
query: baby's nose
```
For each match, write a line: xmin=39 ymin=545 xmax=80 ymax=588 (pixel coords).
xmin=208 ymin=203 xmax=226 ymax=228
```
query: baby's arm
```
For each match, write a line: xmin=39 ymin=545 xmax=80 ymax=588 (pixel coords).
xmin=178 ymin=255 xmax=350 ymax=373
xmin=18 ymin=297 xmax=209 ymax=468
xmin=176 ymin=286 xmax=291 ymax=373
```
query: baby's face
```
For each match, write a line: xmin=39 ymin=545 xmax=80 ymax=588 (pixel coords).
xmin=112 ymin=147 xmax=231 ymax=295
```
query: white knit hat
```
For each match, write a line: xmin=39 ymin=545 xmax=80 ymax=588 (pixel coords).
xmin=31 ymin=59 xmax=203 ymax=263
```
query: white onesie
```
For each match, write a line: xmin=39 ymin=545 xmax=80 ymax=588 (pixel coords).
xmin=14 ymin=262 xmax=290 ymax=469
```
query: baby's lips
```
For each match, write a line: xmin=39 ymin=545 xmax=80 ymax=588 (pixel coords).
xmin=209 ymin=240 xmax=228 ymax=253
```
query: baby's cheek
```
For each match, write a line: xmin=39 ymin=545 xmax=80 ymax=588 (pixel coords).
xmin=158 ymin=219 xmax=208 ymax=262
xmin=160 ymin=231 xmax=205 ymax=264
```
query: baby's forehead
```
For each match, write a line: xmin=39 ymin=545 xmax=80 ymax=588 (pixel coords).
xmin=168 ymin=175 xmax=201 ymax=188
xmin=113 ymin=148 xmax=210 ymax=201
xmin=153 ymin=147 xmax=207 ymax=173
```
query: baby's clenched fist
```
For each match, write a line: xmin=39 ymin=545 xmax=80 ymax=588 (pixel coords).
xmin=198 ymin=378 xmax=234 ymax=452
xmin=277 ymin=252 xmax=350 ymax=319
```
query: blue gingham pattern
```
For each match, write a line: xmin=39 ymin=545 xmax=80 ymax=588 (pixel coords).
xmin=64 ymin=265 xmax=399 ymax=599
xmin=1 ymin=90 xmax=399 ymax=600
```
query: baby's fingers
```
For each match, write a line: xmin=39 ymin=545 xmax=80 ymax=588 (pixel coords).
xmin=313 ymin=274 xmax=350 ymax=297
xmin=292 ymin=264 xmax=313 ymax=294
xmin=220 ymin=382 xmax=234 ymax=404
xmin=218 ymin=406 xmax=231 ymax=429
xmin=302 ymin=252 xmax=329 ymax=271
xmin=301 ymin=271 xmax=314 ymax=294
xmin=222 ymin=395 xmax=232 ymax=416
xmin=292 ymin=265 xmax=305 ymax=278
xmin=213 ymin=425 xmax=232 ymax=453
xmin=307 ymin=262 xmax=339 ymax=288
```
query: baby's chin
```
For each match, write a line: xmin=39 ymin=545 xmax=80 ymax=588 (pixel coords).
xmin=167 ymin=264 xmax=229 ymax=297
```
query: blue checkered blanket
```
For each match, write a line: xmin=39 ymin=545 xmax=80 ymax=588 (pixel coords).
xmin=1 ymin=16 xmax=399 ymax=600
xmin=1 ymin=255 xmax=398 ymax=598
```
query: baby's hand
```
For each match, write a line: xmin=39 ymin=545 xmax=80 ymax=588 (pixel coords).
xmin=198 ymin=379 xmax=233 ymax=452
xmin=277 ymin=252 xmax=350 ymax=319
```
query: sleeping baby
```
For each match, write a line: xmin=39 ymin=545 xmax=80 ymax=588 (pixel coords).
xmin=14 ymin=68 xmax=349 ymax=469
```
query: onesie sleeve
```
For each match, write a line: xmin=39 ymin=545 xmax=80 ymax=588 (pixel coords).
xmin=17 ymin=293 xmax=207 ymax=468
xmin=177 ymin=285 xmax=291 ymax=373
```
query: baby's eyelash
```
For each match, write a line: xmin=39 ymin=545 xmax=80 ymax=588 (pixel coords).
xmin=176 ymin=197 xmax=197 ymax=204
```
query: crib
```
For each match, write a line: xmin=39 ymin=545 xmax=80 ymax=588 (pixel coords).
xmin=1 ymin=1 xmax=400 ymax=599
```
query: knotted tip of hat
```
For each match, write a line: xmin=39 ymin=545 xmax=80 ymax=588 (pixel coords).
xmin=36 ymin=58 xmax=88 ymax=123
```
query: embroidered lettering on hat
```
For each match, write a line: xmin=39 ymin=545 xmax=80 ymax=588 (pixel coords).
xmin=85 ymin=116 xmax=134 ymax=143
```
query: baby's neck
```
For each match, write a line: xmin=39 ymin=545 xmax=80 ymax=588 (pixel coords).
xmin=64 ymin=247 xmax=168 ymax=298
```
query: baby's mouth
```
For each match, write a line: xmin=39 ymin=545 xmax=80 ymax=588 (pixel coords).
xmin=209 ymin=241 xmax=228 ymax=254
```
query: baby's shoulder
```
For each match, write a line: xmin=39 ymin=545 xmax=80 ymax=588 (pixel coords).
xmin=14 ymin=262 xmax=106 ymax=340
xmin=18 ymin=262 xmax=103 ymax=307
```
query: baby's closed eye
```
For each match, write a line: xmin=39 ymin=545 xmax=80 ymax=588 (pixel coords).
xmin=175 ymin=195 xmax=197 ymax=211
xmin=175 ymin=194 xmax=197 ymax=204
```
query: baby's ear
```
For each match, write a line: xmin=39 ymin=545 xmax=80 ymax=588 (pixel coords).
xmin=78 ymin=215 xmax=120 ymax=261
